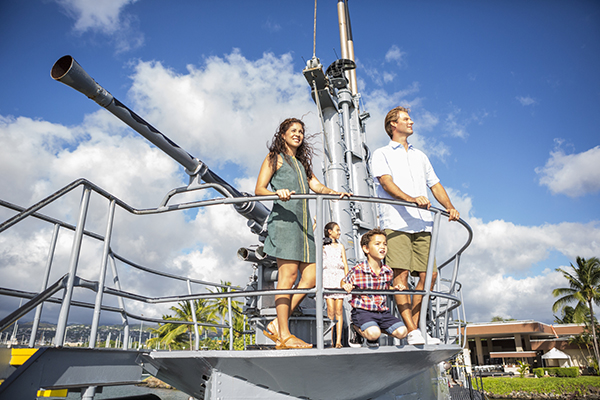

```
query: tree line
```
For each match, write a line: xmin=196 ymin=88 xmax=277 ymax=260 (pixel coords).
xmin=552 ymin=256 xmax=600 ymax=374
xmin=145 ymin=281 xmax=252 ymax=351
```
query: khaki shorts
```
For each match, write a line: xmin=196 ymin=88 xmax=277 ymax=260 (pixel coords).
xmin=384 ymin=229 xmax=437 ymax=276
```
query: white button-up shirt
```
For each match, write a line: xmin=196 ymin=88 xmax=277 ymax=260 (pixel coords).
xmin=371 ymin=140 xmax=440 ymax=233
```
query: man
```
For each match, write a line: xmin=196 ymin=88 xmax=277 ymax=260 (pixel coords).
xmin=371 ymin=106 xmax=460 ymax=345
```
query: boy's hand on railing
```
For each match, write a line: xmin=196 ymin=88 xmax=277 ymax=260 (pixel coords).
xmin=341 ymin=282 xmax=354 ymax=293
xmin=393 ymin=282 xmax=407 ymax=291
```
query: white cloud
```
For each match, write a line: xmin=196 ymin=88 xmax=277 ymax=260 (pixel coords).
xmin=444 ymin=107 xmax=469 ymax=139
xmin=442 ymin=105 xmax=489 ymax=141
xmin=55 ymin=0 xmax=143 ymax=52
xmin=0 ymin=50 xmax=318 ymax=324
xmin=126 ymin=50 xmax=319 ymax=172
xmin=2 ymin=49 xmax=598 ymax=328
xmin=441 ymin=215 xmax=600 ymax=323
xmin=516 ymin=96 xmax=537 ymax=106
xmin=361 ymin=84 xmax=453 ymax=162
xmin=385 ymin=45 xmax=407 ymax=67
xmin=382 ymin=72 xmax=396 ymax=84
xmin=262 ymin=19 xmax=281 ymax=33
xmin=429 ymin=180 xmax=600 ymax=324
xmin=359 ymin=45 xmax=407 ymax=87
xmin=537 ymin=144 xmax=600 ymax=197
xmin=414 ymin=110 xmax=440 ymax=133
xmin=462 ymin=271 xmax=564 ymax=323
xmin=56 ymin=0 xmax=136 ymax=33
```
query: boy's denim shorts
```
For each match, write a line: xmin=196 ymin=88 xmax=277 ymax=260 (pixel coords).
xmin=351 ymin=308 xmax=404 ymax=334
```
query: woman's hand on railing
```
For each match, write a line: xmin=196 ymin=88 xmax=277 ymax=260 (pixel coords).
xmin=275 ymin=189 xmax=295 ymax=201
xmin=329 ymin=190 xmax=352 ymax=199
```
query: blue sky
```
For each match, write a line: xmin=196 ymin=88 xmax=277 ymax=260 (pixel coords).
xmin=1 ymin=0 xmax=599 ymax=326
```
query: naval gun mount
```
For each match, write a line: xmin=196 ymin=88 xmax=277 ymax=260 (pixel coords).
xmin=50 ymin=55 xmax=269 ymax=236
xmin=51 ymin=55 xmax=296 ymax=343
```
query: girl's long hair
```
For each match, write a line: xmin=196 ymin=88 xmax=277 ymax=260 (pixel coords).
xmin=323 ymin=222 xmax=338 ymax=246
xmin=267 ymin=118 xmax=315 ymax=179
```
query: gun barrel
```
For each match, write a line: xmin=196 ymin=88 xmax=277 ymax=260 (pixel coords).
xmin=51 ymin=55 xmax=200 ymax=173
xmin=51 ymin=55 xmax=269 ymax=227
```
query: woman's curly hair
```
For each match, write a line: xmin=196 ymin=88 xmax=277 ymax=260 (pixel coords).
xmin=267 ymin=118 xmax=315 ymax=179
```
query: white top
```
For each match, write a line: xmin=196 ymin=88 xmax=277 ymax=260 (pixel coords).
xmin=371 ymin=140 xmax=440 ymax=233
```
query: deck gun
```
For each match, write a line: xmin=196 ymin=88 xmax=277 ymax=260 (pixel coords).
xmin=50 ymin=55 xmax=269 ymax=235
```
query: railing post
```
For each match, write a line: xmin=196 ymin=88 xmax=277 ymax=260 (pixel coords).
xmin=29 ymin=223 xmax=60 ymax=348
xmin=228 ymin=293 xmax=233 ymax=350
xmin=243 ymin=316 xmax=247 ymax=350
xmin=81 ymin=386 xmax=96 ymax=400
xmin=433 ymin=273 xmax=441 ymax=341
xmin=54 ymin=186 xmax=91 ymax=346
xmin=444 ymin=254 xmax=462 ymax=344
xmin=315 ymin=195 xmax=324 ymax=350
xmin=187 ymin=279 xmax=200 ymax=350
xmin=418 ymin=211 xmax=441 ymax=344
xmin=89 ymin=200 xmax=116 ymax=348
xmin=460 ymin=290 xmax=467 ymax=347
xmin=108 ymin=254 xmax=130 ymax=349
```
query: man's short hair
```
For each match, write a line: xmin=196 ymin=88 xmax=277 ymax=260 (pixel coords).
xmin=384 ymin=106 xmax=411 ymax=139
xmin=360 ymin=228 xmax=387 ymax=254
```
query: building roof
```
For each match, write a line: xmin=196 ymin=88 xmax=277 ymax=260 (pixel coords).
xmin=490 ymin=351 xmax=537 ymax=359
xmin=464 ymin=321 xmax=584 ymax=339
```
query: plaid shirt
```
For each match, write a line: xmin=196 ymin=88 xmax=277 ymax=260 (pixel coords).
xmin=342 ymin=260 xmax=394 ymax=312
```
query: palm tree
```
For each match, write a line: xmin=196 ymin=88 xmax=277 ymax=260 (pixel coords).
xmin=554 ymin=305 xmax=578 ymax=324
xmin=568 ymin=332 xmax=592 ymax=367
xmin=552 ymin=256 xmax=600 ymax=366
xmin=208 ymin=281 xmax=242 ymax=346
xmin=148 ymin=299 xmax=219 ymax=350
xmin=490 ymin=316 xmax=516 ymax=322
xmin=147 ymin=316 xmax=188 ymax=350
xmin=225 ymin=308 xmax=254 ymax=350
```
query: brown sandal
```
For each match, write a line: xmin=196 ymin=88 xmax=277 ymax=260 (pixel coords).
xmin=263 ymin=320 xmax=279 ymax=343
xmin=276 ymin=335 xmax=312 ymax=350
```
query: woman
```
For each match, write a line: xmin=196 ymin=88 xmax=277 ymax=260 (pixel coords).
xmin=255 ymin=118 xmax=349 ymax=349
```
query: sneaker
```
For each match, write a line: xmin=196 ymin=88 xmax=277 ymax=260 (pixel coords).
xmin=366 ymin=338 xmax=379 ymax=347
xmin=349 ymin=324 xmax=363 ymax=348
xmin=425 ymin=332 xmax=441 ymax=345
xmin=406 ymin=329 xmax=426 ymax=345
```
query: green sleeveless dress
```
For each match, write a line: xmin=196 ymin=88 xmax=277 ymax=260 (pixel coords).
xmin=263 ymin=154 xmax=316 ymax=263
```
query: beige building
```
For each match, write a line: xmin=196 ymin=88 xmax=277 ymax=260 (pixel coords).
xmin=464 ymin=320 xmax=589 ymax=369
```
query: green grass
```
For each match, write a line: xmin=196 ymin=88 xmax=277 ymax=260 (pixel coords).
xmin=481 ymin=376 xmax=600 ymax=397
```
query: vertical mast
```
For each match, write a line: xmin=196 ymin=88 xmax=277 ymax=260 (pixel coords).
xmin=337 ymin=0 xmax=358 ymax=96
xmin=303 ymin=0 xmax=377 ymax=264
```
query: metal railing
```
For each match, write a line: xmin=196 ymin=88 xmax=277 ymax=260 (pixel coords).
xmin=0 ymin=178 xmax=472 ymax=351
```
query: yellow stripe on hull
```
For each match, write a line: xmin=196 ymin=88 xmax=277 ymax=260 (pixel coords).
xmin=9 ymin=348 xmax=38 ymax=366
xmin=37 ymin=389 xmax=68 ymax=397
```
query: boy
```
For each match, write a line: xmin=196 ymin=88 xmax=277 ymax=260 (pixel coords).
xmin=341 ymin=228 xmax=408 ymax=347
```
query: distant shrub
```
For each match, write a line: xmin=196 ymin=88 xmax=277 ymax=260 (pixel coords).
xmin=482 ymin=376 xmax=600 ymax=397
xmin=533 ymin=368 xmax=544 ymax=378
xmin=538 ymin=367 xmax=579 ymax=377
xmin=555 ymin=367 xmax=579 ymax=377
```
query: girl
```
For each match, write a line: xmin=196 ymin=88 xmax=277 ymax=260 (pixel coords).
xmin=322 ymin=222 xmax=349 ymax=348
xmin=255 ymin=118 xmax=349 ymax=349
